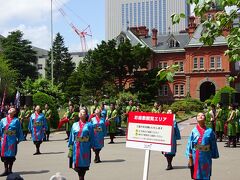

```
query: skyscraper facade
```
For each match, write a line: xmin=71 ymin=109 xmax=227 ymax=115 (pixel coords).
xmin=105 ymin=0 xmax=190 ymax=40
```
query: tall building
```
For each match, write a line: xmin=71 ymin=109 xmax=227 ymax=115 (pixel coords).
xmin=105 ymin=0 xmax=190 ymax=40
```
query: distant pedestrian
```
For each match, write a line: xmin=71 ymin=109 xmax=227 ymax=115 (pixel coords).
xmin=186 ymin=112 xmax=219 ymax=180
xmin=215 ymin=103 xmax=224 ymax=142
xmin=28 ymin=105 xmax=48 ymax=155
xmin=42 ymin=104 xmax=52 ymax=141
xmin=0 ymin=107 xmax=24 ymax=176
xmin=225 ymin=104 xmax=237 ymax=147
xmin=106 ymin=103 xmax=117 ymax=144
xmin=162 ymin=109 xmax=181 ymax=170
xmin=90 ymin=107 xmax=106 ymax=163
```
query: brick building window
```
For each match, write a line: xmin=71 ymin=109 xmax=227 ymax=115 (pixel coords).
xmin=210 ymin=57 xmax=215 ymax=69
xmin=199 ymin=57 xmax=204 ymax=69
xmin=175 ymin=61 xmax=184 ymax=72
xmin=216 ymin=56 xmax=222 ymax=69
xmin=193 ymin=58 xmax=198 ymax=69
xmin=159 ymin=85 xmax=168 ymax=96
xmin=174 ymin=84 xmax=185 ymax=96
xmin=158 ymin=62 xmax=168 ymax=69
xmin=210 ymin=56 xmax=222 ymax=69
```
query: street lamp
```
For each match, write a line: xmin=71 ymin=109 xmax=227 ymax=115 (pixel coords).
xmin=51 ymin=0 xmax=54 ymax=85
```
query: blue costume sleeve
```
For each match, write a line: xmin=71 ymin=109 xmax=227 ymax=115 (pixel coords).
xmin=186 ymin=132 xmax=193 ymax=158
xmin=28 ymin=116 xmax=32 ymax=133
xmin=16 ymin=119 xmax=24 ymax=142
xmin=0 ymin=120 xmax=2 ymax=137
xmin=210 ymin=131 xmax=219 ymax=159
xmin=89 ymin=123 xmax=95 ymax=148
xmin=43 ymin=116 xmax=48 ymax=131
xmin=175 ymin=122 xmax=181 ymax=140
xmin=68 ymin=125 xmax=74 ymax=147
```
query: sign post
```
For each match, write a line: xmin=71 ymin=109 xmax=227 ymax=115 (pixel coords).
xmin=126 ymin=112 xmax=174 ymax=180
xmin=143 ymin=149 xmax=150 ymax=180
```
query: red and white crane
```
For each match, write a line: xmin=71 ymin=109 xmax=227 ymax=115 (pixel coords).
xmin=55 ymin=0 xmax=93 ymax=52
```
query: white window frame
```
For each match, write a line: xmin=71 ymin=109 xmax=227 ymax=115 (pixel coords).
xmin=193 ymin=57 xmax=198 ymax=69
xmin=210 ymin=57 xmax=215 ymax=69
xmin=199 ymin=57 xmax=204 ymax=69
xmin=180 ymin=84 xmax=184 ymax=96
xmin=174 ymin=85 xmax=179 ymax=96
xmin=216 ymin=56 xmax=222 ymax=69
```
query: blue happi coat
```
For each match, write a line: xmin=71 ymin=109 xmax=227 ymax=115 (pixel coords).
xmin=101 ymin=108 xmax=107 ymax=120
xmin=165 ymin=120 xmax=181 ymax=155
xmin=68 ymin=121 xmax=94 ymax=168
xmin=0 ymin=117 xmax=24 ymax=157
xmin=28 ymin=113 xmax=47 ymax=141
xmin=91 ymin=116 xmax=106 ymax=150
xmin=186 ymin=125 xmax=219 ymax=180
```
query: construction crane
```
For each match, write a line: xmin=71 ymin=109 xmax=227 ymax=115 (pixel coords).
xmin=56 ymin=1 xmax=92 ymax=52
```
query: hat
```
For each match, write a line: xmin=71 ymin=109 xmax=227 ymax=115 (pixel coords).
xmin=6 ymin=173 xmax=24 ymax=180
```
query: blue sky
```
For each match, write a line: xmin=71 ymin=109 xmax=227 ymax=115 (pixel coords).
xmin=0 ymin=0 xmax=105 ymax=52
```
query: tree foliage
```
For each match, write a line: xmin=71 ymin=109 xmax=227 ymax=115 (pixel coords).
xmin=46 ymin=32 xmax=75 ymax=86
xmin=66 ymin=39 xmax=152 ymax=101
xmin=0 ymin=30 xmax=38 ymax=81
xmin=33 ymin=92 xmax=59 ymax=129
xmin=172 ymin=0 xmax=240 ymax=61
xmin=0 ymin=55 xmax=18 ymax=95
xmin=19 ymin=78 xmax=65 ymax=106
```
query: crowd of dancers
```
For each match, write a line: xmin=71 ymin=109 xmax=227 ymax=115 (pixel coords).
xmin=1 ymin=99 xmax=239 ymax=180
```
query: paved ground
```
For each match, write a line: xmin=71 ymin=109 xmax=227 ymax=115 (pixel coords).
xmin=1 ymin=118 xmax=240 ymax=180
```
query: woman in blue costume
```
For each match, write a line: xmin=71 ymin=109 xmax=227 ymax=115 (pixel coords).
xmin=186 ymin=112 xmax=219 ymax=180
xmin=28 ymin=105 xmax=47 ymax=155
xmin=90 ymin=107 xmax=107 ymax=163
xmin=68 ymin=108 xmax=95 ymax=180
xmin=162 ymin=109 xmax=181 ymax=170
xmin=0 ymin=107 xmax=24 ymax=176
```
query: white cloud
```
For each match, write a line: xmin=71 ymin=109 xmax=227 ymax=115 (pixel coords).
xmin=0 ymin=0 xmax=70 ymax=25
xmin=2 ymin=25 xmax=51 ymax=50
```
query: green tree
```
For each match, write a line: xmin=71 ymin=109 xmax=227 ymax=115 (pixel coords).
xmin=0 ymin=30 xmax=38 ymax=81
xmin=66 ymin=39 xmax=151 ymax=101
xmin=84 ymin=39 xmax=152 ymax=92
xmin=46 ymin=33 xmax=75 ymax=86
xmin=0 ymin=55 xmax=18 ymax=95
xmin=19 ymin=78 xmax=65 ymax=106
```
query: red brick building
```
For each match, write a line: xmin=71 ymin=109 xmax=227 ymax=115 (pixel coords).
xmin=116 ymin=10 xmax=240 ymax=102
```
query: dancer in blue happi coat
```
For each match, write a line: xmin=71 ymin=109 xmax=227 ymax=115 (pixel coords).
xmin=90 ymin=107 xmax=107 ymax=163
xmin=0 ymin=107 xmax=24 ymax=176
xmin=28 ymin=105 xmax=47 ymax=155
xmin=186 ymin=112 xmax=219 ymax=180
xmin=162 ymin=109 xmax=181 ymax=170
xmin=68 ymin=108 xmax=95 ymax=180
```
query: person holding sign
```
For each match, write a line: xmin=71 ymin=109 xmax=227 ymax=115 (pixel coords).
xmin=186 ymin=112 xmax=219 ymax=180
xmin=162 ymin=109 xmax=181 ymax=170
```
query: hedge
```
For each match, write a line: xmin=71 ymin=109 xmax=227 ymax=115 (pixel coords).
xmin=33 ymin=92 xmax=59 ymax=129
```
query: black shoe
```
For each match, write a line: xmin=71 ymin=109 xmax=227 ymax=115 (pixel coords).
xmin=65 ymin=137 xmax=68 ymax=140
xmin=33 ymin=152 xmax=41 ymax=155
xmin=166 ymin=165 xmax=173 ymax=170
xmin=108 ymin=141 xmax=114 ymax=144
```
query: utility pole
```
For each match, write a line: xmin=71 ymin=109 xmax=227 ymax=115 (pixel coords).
xmin=51 ymin=0 xmax=54 ymax=85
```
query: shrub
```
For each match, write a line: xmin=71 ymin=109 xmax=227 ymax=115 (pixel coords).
xmin=211 ymin=86 xmax=236 ymax=105
xmin=170 ymin=98 xmax=204 ymax=113
xmin=33 ymin=92 xmax=59 ymax=129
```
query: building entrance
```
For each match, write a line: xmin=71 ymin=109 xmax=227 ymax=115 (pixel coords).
xmin=200 ymin=81 xmax=216 ymax=102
